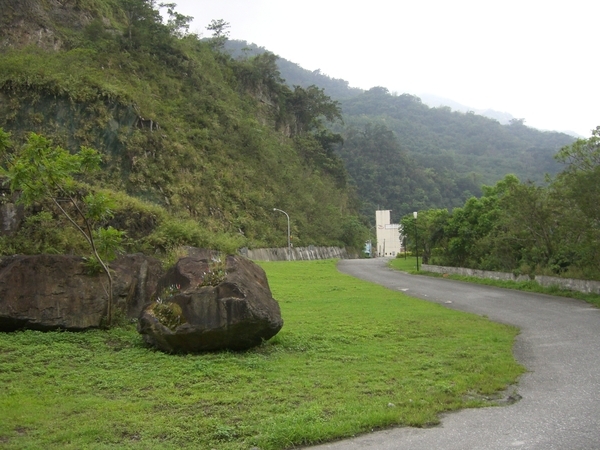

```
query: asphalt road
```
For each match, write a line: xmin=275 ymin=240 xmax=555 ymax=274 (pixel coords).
xmin=305 ymin=258 xmax=600 ymax=450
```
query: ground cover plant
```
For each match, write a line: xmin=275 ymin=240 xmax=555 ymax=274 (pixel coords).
xmin=389 ymin=257 xmax=600 ymax=307
xmin=0 ymin=259 xmax=524 ymax=449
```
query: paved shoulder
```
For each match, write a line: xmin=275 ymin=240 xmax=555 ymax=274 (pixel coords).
xmin=305 ymin=258 xmax=600 ymax=450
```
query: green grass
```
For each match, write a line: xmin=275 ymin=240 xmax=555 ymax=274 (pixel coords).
xmin=0 ymin=260 xmax=524 ymax=449
xmin=389 ymin=257 xmax=600 ymax=307
xmin=388 ymin=255 xmax=421 ymax=272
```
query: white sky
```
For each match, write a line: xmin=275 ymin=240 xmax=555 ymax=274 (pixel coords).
xmin=172 ymin=0 xmax=598 ymax=137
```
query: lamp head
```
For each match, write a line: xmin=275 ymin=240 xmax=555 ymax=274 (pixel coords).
xmin=413 ymin=211 xmax=418 ymax=219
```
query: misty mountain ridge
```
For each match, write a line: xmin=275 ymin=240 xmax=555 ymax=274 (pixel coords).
xmin=222 ymin=40 xmax=575 ymax=217
xmin=418 ymin=93 xmax=582 ymax=137
xmin=417 ymin=93 xmax=515 ymax=126
xmin=225 ymin=40 xmax=576 ymax=137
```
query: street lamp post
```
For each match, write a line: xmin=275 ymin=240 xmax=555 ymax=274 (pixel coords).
xmin=413 ymin=211 xmax=419 ymax=271
xmin=273 ymin=208 xmax=291 ymax=261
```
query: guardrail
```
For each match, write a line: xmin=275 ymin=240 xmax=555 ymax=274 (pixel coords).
xmin=422 ymin=264 xmax=600 ymax=295
xmin=240 ymin=246 xmax=357 ymax=261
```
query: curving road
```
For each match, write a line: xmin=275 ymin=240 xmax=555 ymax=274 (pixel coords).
xmin=305 ymin=258 xmax=600 ymax=450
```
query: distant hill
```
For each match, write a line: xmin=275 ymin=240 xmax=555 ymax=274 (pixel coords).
xmin=338 ymin=87 xmax=575 ymax=218
xmin=418 ymin=93 xmax=515 ymax=125
xmin=224 ymin=41 xmax=576 ymax=219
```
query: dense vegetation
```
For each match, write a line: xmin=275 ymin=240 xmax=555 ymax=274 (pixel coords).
xmin=0 ymin=1 xmax=584 ymax=264
xmin=226 ymin=41 xmax=575 ymax=222
xmin=338 ymin=88 xmax=575 ymax=220
xmin=400 ymin=128 xmax=600 ymax=280
xmin=0 ymin=0 xmax=368 ymax=260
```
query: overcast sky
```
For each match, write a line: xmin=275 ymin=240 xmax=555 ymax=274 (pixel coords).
xmin=172 ymin=0 xmax=598 ymax=137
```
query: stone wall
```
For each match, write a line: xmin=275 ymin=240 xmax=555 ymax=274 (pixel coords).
xmin=240 ymin=246 xmax=356 ymax=262
xmin=422 ymin=264 xmax=600 ymax=295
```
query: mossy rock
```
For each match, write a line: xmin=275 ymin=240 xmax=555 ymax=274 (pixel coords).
xmin=151 ymin=301 xmax=185 ymax=331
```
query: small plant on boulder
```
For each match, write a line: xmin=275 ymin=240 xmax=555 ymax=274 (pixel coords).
xmin=199 ymin=257 xmax=226 ymax=287
xmin=151 ymin=302 xmax=185 ymax=331
xmin=151 ymin=284 xmax=185 ymax=330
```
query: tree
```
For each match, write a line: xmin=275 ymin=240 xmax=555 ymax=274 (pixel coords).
xmin=287 ymin=85 xmax=342 ymax=135
xmin=440 ymin=175 xmax=520 ymax=269
xmin=555 ymin=126 xmax=600 ymax=172
xmin=121 ymin=0 xmax=174 ymax=56
xmin=0 ymin=129 xmax=124 ymax=326
xmin=554 ymin=126 xmax=600 ymax=224
xmin=159 ymin=2 xmax=193 ymax=38
xmin=206 ymin=19 xmax=230 ymax=49
xmin=550 ymin=126 xmax=600 ymax=276
xmin=400 ymin=209 xmax=449 ymax=264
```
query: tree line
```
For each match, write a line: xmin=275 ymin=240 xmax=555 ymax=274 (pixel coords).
xmin=400 ymin=127 xmax=600 ymax=281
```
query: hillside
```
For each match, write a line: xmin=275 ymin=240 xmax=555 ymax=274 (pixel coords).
xmin=0 ymin=0 xmax=367 ymax=257
xmin=338 ymin=88 xmax=575 ymax=218
xmin=224 ymin=40 xmax=575 ymax=221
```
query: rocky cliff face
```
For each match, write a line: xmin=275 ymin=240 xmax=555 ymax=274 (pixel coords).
xmin=0 ymin=253 xmax=163 ymax=331
xmin=2 ymin=0 xmax=89 ymax=51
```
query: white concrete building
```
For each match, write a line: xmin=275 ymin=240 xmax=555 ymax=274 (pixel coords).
xmin=375 ymin=210 xmax=402 ymax=257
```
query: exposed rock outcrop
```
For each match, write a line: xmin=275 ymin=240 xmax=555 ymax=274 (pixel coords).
xmin=0 ymin=253 xmax=162 ymax=331
xmin=137 ymin=253 xmax=283 ymax=353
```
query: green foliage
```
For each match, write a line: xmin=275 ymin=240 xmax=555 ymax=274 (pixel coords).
xmin=338 ymin=215 xmax=370 ymax=251
xmin=408 ymin=125 xmax=600 ymax=280
xmin=0 ymin=129 xmax=123 ymax=325
xmin=225 ymin=40 xmax=364 ymax=100
xmin=555 ymin=125 xmax=600 ymax=171
xmin=0 ymin=1 xmax=362 ymax=252
xmin=93 ymin=226 xmax=125 ymax=260
xmin=0 ymin=131 xmax=122 ymax=257
xmin=206 ymin=19 xmax=230 ymax=49
xmin=330 ymin=88 xmax=575 ymax=221
xmin=0 ymin=210 xmax=86 ymax=255
xmin=401 ymin=209 xmax=450 ymax=265
xmin=340 ymin=87 xmax=574 ymax=187
xmin=336 ymin=120 xmax=477 ymax=218
xmin=0 ymin=260 xmax=524 ymax=449
xmin=146 ymin=218 xmax=229 ymax=254
xmin=199 ymin=258 xmax=227 ymax=287
xmin=151 ymin=283 xmax=185 ymax=330
xmin=2 ymin=0 xmax=575 ymax=263
xmin=151 ymin=301 xmax=185 ymax=330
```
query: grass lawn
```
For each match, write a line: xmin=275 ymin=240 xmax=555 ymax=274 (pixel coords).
xmin=389 ymin=257 xmax=600 ymax=307
xmin=0 ymin=259 xmax=524 ymax=449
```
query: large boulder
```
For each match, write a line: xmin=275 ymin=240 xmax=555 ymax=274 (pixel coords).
xmin=137 ymin=253 xmax=283 ymax=352
xmin=110 ymin=253 xmax=164 ymax=319
xmin=0 ymin=253 xmax=163 ymax=331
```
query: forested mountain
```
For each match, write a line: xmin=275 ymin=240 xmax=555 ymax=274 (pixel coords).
xmin=225 ymin=40 xmax=575 ymax=222
xmin=399 ymin=128 xmax=600 ymax=280
xmin=0 ymin=0 xmax=367 ymax=259
xmin=338 ymin=88 xmax=575 ymax=219
xmin=0 ymin=1 xmax=579 ymax=262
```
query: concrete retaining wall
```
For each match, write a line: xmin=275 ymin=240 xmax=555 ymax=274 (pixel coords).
xmin=422 ymin=264 xmax=600 ymax=295
xmin=240 ymin=246 xmax=356 ymax=262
